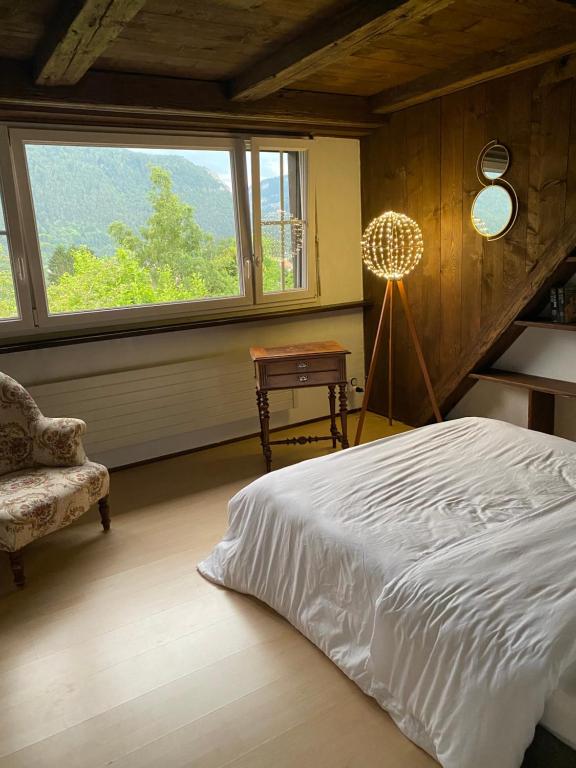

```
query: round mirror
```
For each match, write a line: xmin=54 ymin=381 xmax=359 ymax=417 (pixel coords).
xmin=471 ymin=185 xmax=514 ymax=238
xmin=480 ymin=144 xmax=509 ymax=180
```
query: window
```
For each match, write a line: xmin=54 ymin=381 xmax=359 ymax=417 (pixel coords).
xmin=24 ymin=144 xmax=243 ymax=314
xmin=250 ymin=138 xmax=315 ymax=304
xmin=0 ymin=190 xmax=18 ymax=320
xmin=258 ymin=150 xmax=305 ymax=293
xmin=0 ymin=129 xmax=316 ymax=338
xmin=0 ymin=126 xmax=30 ymax=328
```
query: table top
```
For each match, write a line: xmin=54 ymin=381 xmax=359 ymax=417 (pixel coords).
xmin=250 ymin=340 xmax=350 ymax=362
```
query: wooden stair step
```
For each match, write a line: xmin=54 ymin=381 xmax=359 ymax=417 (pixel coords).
xmin=470 ymin=369 xmax=576 ymax=398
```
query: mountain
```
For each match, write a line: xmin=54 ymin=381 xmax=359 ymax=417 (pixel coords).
xmin=260 ymin=175 xmax=290 ymax=218
xmin=23 ymin=145 xmax=286 ymax=264
xmin=25 ymin=145 xmax=238 ymax=261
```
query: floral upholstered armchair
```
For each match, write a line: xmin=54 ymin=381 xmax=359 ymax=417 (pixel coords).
xmin=0 ymin=372 xmax=110 ymax=588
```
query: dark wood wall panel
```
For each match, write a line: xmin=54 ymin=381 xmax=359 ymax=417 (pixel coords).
xmin=361 ymin=58 xmax=576 ymax=425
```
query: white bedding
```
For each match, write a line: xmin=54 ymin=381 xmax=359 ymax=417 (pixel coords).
xmin=542 ymin=660 xmax=576 ymax=749
xmin=198 ymin=417 xmax=576 ymax=767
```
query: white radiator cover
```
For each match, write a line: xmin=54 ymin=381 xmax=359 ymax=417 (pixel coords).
xmin=29 ymin=358 xmax=293 ymax=465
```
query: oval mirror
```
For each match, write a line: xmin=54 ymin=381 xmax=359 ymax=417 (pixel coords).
xmin=480 ymin=144 xmax=509 ymax=180
xmin=471 ymin=185 xmax=514 ymax=238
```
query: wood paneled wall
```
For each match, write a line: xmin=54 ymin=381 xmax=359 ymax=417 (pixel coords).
xmin=361 ymin=57 xmax=576 ymax=425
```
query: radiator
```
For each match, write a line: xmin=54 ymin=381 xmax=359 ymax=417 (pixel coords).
xmin=28 ymin=358 xmax=294 ymax=457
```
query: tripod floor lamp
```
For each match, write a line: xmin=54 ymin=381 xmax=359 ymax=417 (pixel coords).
xmin=354 ymin=211 xmax=442 ymax=446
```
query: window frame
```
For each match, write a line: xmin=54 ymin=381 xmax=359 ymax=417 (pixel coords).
xmin=0 ymin=126 xmax=36 ymax=334
xmin=9 ymin=128 xmax=256 ymax=330
xmin=250 ymin=136 xmax=317 ymax=305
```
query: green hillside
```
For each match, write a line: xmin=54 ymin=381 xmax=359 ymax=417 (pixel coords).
xmin=25 ymin=145 xmax=238 ymax=260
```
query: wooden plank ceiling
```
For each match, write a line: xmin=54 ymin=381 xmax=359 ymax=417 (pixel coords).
xmin=0 ymin=0 xmax=575 ymax=132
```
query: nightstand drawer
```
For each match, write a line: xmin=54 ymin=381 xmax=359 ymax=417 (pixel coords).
xmin=264 ymin=356 xmax=340 ymax=376
xmin=265 ymin=369 xmax=344 ymax=389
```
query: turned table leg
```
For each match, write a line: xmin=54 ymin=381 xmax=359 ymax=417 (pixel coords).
xmin=257 ymin=388 xmax=272 ymax=472
xmin=8 ymin=550 xmax=25 ymax=589
xmin=338 ymin=383 xmax=349 ymax=449
xmin=328 ymin=385 xmax=338 ymax=448
xmin=99 ymin=495 xmax=111 ymax=532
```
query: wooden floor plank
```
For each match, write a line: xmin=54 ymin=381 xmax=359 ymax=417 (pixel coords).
xmin=0 ymin=414 xmax=433 ymax=768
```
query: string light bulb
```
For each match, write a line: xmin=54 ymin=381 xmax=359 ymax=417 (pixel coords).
xmin=362 ymin=211 xmax=423 ymax=281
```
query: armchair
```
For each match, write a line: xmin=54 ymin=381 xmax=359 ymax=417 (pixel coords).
xmin=0 ymin=372 xmax=110 ymax=588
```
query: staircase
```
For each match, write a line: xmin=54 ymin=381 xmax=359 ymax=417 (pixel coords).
xmin=453 ymin=250 xmax=576 ymax=433
xmin=414 ymin=224 xmax=576 ymax=427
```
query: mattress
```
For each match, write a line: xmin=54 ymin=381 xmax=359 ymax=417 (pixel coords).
xmin=199 ymin=417 xmax=576 ymax=767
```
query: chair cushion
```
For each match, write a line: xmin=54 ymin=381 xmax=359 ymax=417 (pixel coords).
xmin=0 ymin=461 xmax=109 ymax=552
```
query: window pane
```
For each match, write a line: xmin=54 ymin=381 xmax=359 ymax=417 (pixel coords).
xmin=24 ymin=144 xmax=243 ymax=315
xmin=0 ymin=234 xmax=18 ymax=319
xmin=259 ymin=151 xmax=306 ymax=294
xmin=0 ymin=165 xmax=19 ymax=323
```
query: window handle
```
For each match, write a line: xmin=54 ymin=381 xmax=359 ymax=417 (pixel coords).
xmin=244 ymin=257 xmax=252 ymax=279
xmin=17 ymin=254 xmax=26 ymax=282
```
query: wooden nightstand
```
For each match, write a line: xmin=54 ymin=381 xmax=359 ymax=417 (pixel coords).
xmin=249 ymin=341 xmax=350 ymax=472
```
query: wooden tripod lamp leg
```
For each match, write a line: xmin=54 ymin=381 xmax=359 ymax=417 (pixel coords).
xmin=354 ymin=280 xmax=392 ymax=446
xmin=387 ymin=281 xmax=394 ymax=426
xmin=397 ymin=280 xmax=443 ymax=423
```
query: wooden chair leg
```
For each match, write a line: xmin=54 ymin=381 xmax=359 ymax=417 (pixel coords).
xmin=99 ymin=495 xmax=111 ymax=532
xmin=8 ymin=550 xmax=25 ymax=589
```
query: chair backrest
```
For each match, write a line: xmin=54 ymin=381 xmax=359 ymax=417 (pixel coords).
xmin=0 ymin=373 xmax=42 ymax=476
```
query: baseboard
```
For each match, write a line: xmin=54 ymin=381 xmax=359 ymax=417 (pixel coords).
xmin=110 ymin=409 xmax=360 ymax=473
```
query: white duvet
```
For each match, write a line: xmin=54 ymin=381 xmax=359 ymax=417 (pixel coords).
xmin=198 ymin=417 xmax=576 ymax=768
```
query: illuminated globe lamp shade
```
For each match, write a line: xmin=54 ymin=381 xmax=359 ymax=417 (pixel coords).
xmin=361 ymin=211 xmax=424 ymax=281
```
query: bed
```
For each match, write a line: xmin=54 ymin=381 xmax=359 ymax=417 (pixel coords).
xmin=198 ymin=417 xmax=576 ymax=768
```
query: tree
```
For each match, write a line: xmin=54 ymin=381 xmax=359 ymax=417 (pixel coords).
xmin=47 ymin=245 xmax=77 ymax=284
xmin=110 ymin=165 xmax=214 ymax=289
xmin=46 ymin=246 xmax=209 ymax=313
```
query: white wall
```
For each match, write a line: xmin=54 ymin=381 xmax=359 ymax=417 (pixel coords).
xmin=450 ymin=328 xmax=576 ymax=439
xmin=0 ymin=137 xmax=365 ymax=467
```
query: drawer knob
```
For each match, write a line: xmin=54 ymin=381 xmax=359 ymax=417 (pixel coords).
xmin=298 ymin=375 xmax=309 ymax=382
xmin=297 ymin=361 xmax=309 ymax=369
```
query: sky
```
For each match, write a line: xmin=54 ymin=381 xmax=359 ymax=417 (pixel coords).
xmin=129 ymin=147 xmax=280 ymax=189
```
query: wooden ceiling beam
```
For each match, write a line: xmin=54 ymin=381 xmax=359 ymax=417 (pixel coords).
xmin=371 ymin=26 xmax=576 ymax=114
xmin=228 ymin=0 xmax=457 ymax=102
xmin=0 ymin=60 xmax=383 ymax=135
xmin=35 ymin=0 xmax=147 ymax=86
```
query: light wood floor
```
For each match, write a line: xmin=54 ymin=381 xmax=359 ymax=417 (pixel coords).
xmin=0 ymin=412 xmax=436 ymax=768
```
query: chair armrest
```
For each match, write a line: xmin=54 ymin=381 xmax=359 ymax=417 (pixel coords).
xmin=31 ymin=416 xmax=87 ymax=467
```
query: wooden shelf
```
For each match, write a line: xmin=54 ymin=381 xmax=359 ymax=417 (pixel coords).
xmin=470 ymin=369 xmax=576 ymax=398
xmin=514 ymin=319 xmax=576 ymax=331
xmin=470 ymin=369 xmax=576 ymax=435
